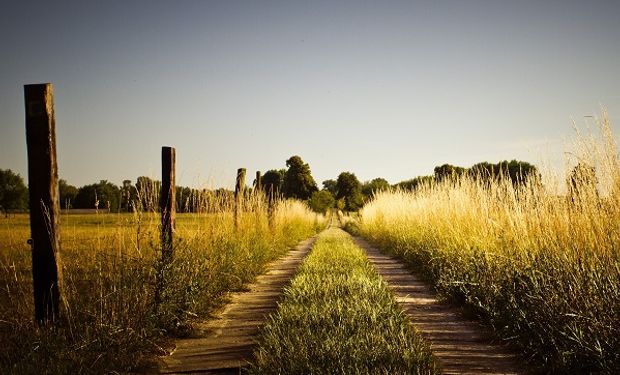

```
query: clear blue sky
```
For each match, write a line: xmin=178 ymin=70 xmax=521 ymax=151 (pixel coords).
xmin=1 ymin=1 xmax=619 ymax=188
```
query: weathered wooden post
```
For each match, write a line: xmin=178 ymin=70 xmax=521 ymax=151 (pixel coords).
xmin=161 ymin=146 xmax=176 ymax=260
xmin=24 ymin=83 xmax=62 ymax=324
xmin=155 ymin=146 xmax=175 ymax=308
xmin=267 ymin=185 xmax=276 ymax=231
xmin=253 ymin=170 xmax=263 ymax=220
xmin=254 ymin=171 xmax=262 ymax=192
xmin=234 ymin=168 xmax=246 ymax=229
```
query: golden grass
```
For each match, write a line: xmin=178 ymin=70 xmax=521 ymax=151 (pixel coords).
xmin=358 ymin=113 xmax=620 ymax=373
xmin=0 ymin=196 xmax=322 ymax=374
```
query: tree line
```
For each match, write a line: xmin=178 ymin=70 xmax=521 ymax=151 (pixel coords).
xmin=394 ymin=160 xmax=540 ymax=190
xmin=1 ymin=158 xmax=559 ymax=216
xmin=282 ymin=159 xmax=544 ymax=214
xmin=0 ymin=170 xmax=235 ymax=215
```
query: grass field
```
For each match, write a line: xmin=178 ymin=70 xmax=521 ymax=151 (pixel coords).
xmin=250 ymin=228 xmax=438 ymax=375
xmin=0 ymin=198 xmax=322 ymax=374
xmin=357 ymin=118 xmax=620 ymax=373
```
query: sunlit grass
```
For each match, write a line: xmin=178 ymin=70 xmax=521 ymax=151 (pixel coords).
xmin=250 ymin=228 xmax=438 ymax=375
xmin=358 ymin=113 xmax=620 ymax=373
xmin=0 ymin=196 xmax=322 ymax=374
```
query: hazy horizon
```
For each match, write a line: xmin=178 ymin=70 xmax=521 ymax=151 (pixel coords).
xmin=1 ymin=1 xmax=619 ymax=189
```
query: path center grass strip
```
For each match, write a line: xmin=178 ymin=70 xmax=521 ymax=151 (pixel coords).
xmin=249 ymin=228 xmax=438 ymax=375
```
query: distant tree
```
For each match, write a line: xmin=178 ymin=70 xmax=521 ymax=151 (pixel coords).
xmin=282 ymin=156 xmax=318 ymax=200
xmin=497 ymin=160 xmax=539 ymax=186
xmin=567 ymin=163 xmax=598 ymax=205
xmin=322 ymin=179 xmax=338 ymax=196
xmin=263 ymin=169 xmax=286 ymax=197
xmin=361 ymin=178 xmax=390 ymax=201
xmin=0 ymin=169 xmax=28 ymax=215
xmin=434 ymin=164 xmax=466 ymax=182
xmin=469 ymin=162 xmax=496 ymax=181
xmin=470 ymin=160 xmax=539 ymax=187
xmin=74 ymin=180 xmax=121 ymax=212
xmin=74 ymin=184 xmax=95 ymax=210
xmin=336 ymin=172 xmax=364 ymax=211
xmin=120 ymin=179 xmax=136 ymax=212
xmin=394 ymin=175 xmax=434 ymax=191
xmin=391 ymin=160 xmax=539 ymax=194
xmin=59 ymin=179 xmax=78 ymax=209
xmin=308 ymin=190 xmax=335 ymax=214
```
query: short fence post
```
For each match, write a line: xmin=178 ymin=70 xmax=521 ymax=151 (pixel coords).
xmin=254 ymin=171 xmax=262 ymax=192
xmin=234 ymin=168 xmax=246 ymax=229
xmin=267 ymin=185 xmax=275 ymax=230
xmin=24 ymin=83 xmax=62 ymax=324
xmin=161 ymin=146 xmax=176 ymax=260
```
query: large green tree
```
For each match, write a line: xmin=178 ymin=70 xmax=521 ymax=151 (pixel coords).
xmin=263 ymin=169 xmax=286 ymax=197
xmin=497 ymin=160 xmax=539 ymax=185
xmin=567 ymin=163 xmax=598 ymax=204
xmin=434 ymin=164 xmax=466 ymax=181
xmin=336 ymin=172 xmax=364 ymax=211
xmin=469 ymin=162 xmax=496 ymax=180
xmin=308 ymin=190 xmax=335 ymax=214
xmin=361 ymin=178 xmax=390 ymax=201
xmin=394 ymin=175 xmax=434 ymax=191
xmin=470 ymin=160 xmax=539 ymax=186
xmin=74 ymin=180 xmax=121 ymax=211
xmin=282 ymin=156 xmax=318 ymax=200
xmin=0 ymin=169 xmax=28 ymax=215
xmin=322 ymin=179 xmax=338 ymax=196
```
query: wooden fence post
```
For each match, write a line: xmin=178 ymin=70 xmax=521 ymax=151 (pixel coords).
xmin=155 ymin=146 xmax=175 ymax=308
xmin=24 ymin=83 xmax=61 ymax=324
xmin=234 ymin=168 xmax=246 ymax=229
xmin=161 ymin=147 xmax=176 ymax=260
xmin=267 ymin=185 xmax=275 ymax=230
xmin=254 ymin=171 xmax=262 ymax=192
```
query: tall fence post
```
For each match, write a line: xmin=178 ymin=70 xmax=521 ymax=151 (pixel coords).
xmin=155 ymin=146 xmax=176 ymax=308
xmin=161 ymin=147 xmax=176 ymax=260
xmin=234 ymin=168 xmax=246 ymax=229
xmin=24 ymin=83 xmax=61 ymax=324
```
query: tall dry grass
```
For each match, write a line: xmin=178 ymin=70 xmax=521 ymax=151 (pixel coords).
xmin=0 ymin=191 xmax=322 ymax=374
xmin=359 ymin=113 xmax=620 ymax=373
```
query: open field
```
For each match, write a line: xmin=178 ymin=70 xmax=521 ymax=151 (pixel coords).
xmin=356 ymin=121 xmax=620 ymax=373
xmin=2 ymin=2 xmax=619 ymax=373
xmin=0 ymin=199 xmax=322 ymax=374
xmin=250 ymin=228 xmax=438 ymax=375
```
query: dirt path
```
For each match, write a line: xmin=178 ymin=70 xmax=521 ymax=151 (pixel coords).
xmin=158 ymin=235 xmax=318 ymax=374
xmin=351 ymin=234 xmax=523 ymax=375
xmin=159 ymin=219 xmax=522 ymax=374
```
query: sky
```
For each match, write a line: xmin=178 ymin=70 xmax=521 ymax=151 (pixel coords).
xmin=1 ymin=1 xmax=619 ymax=189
